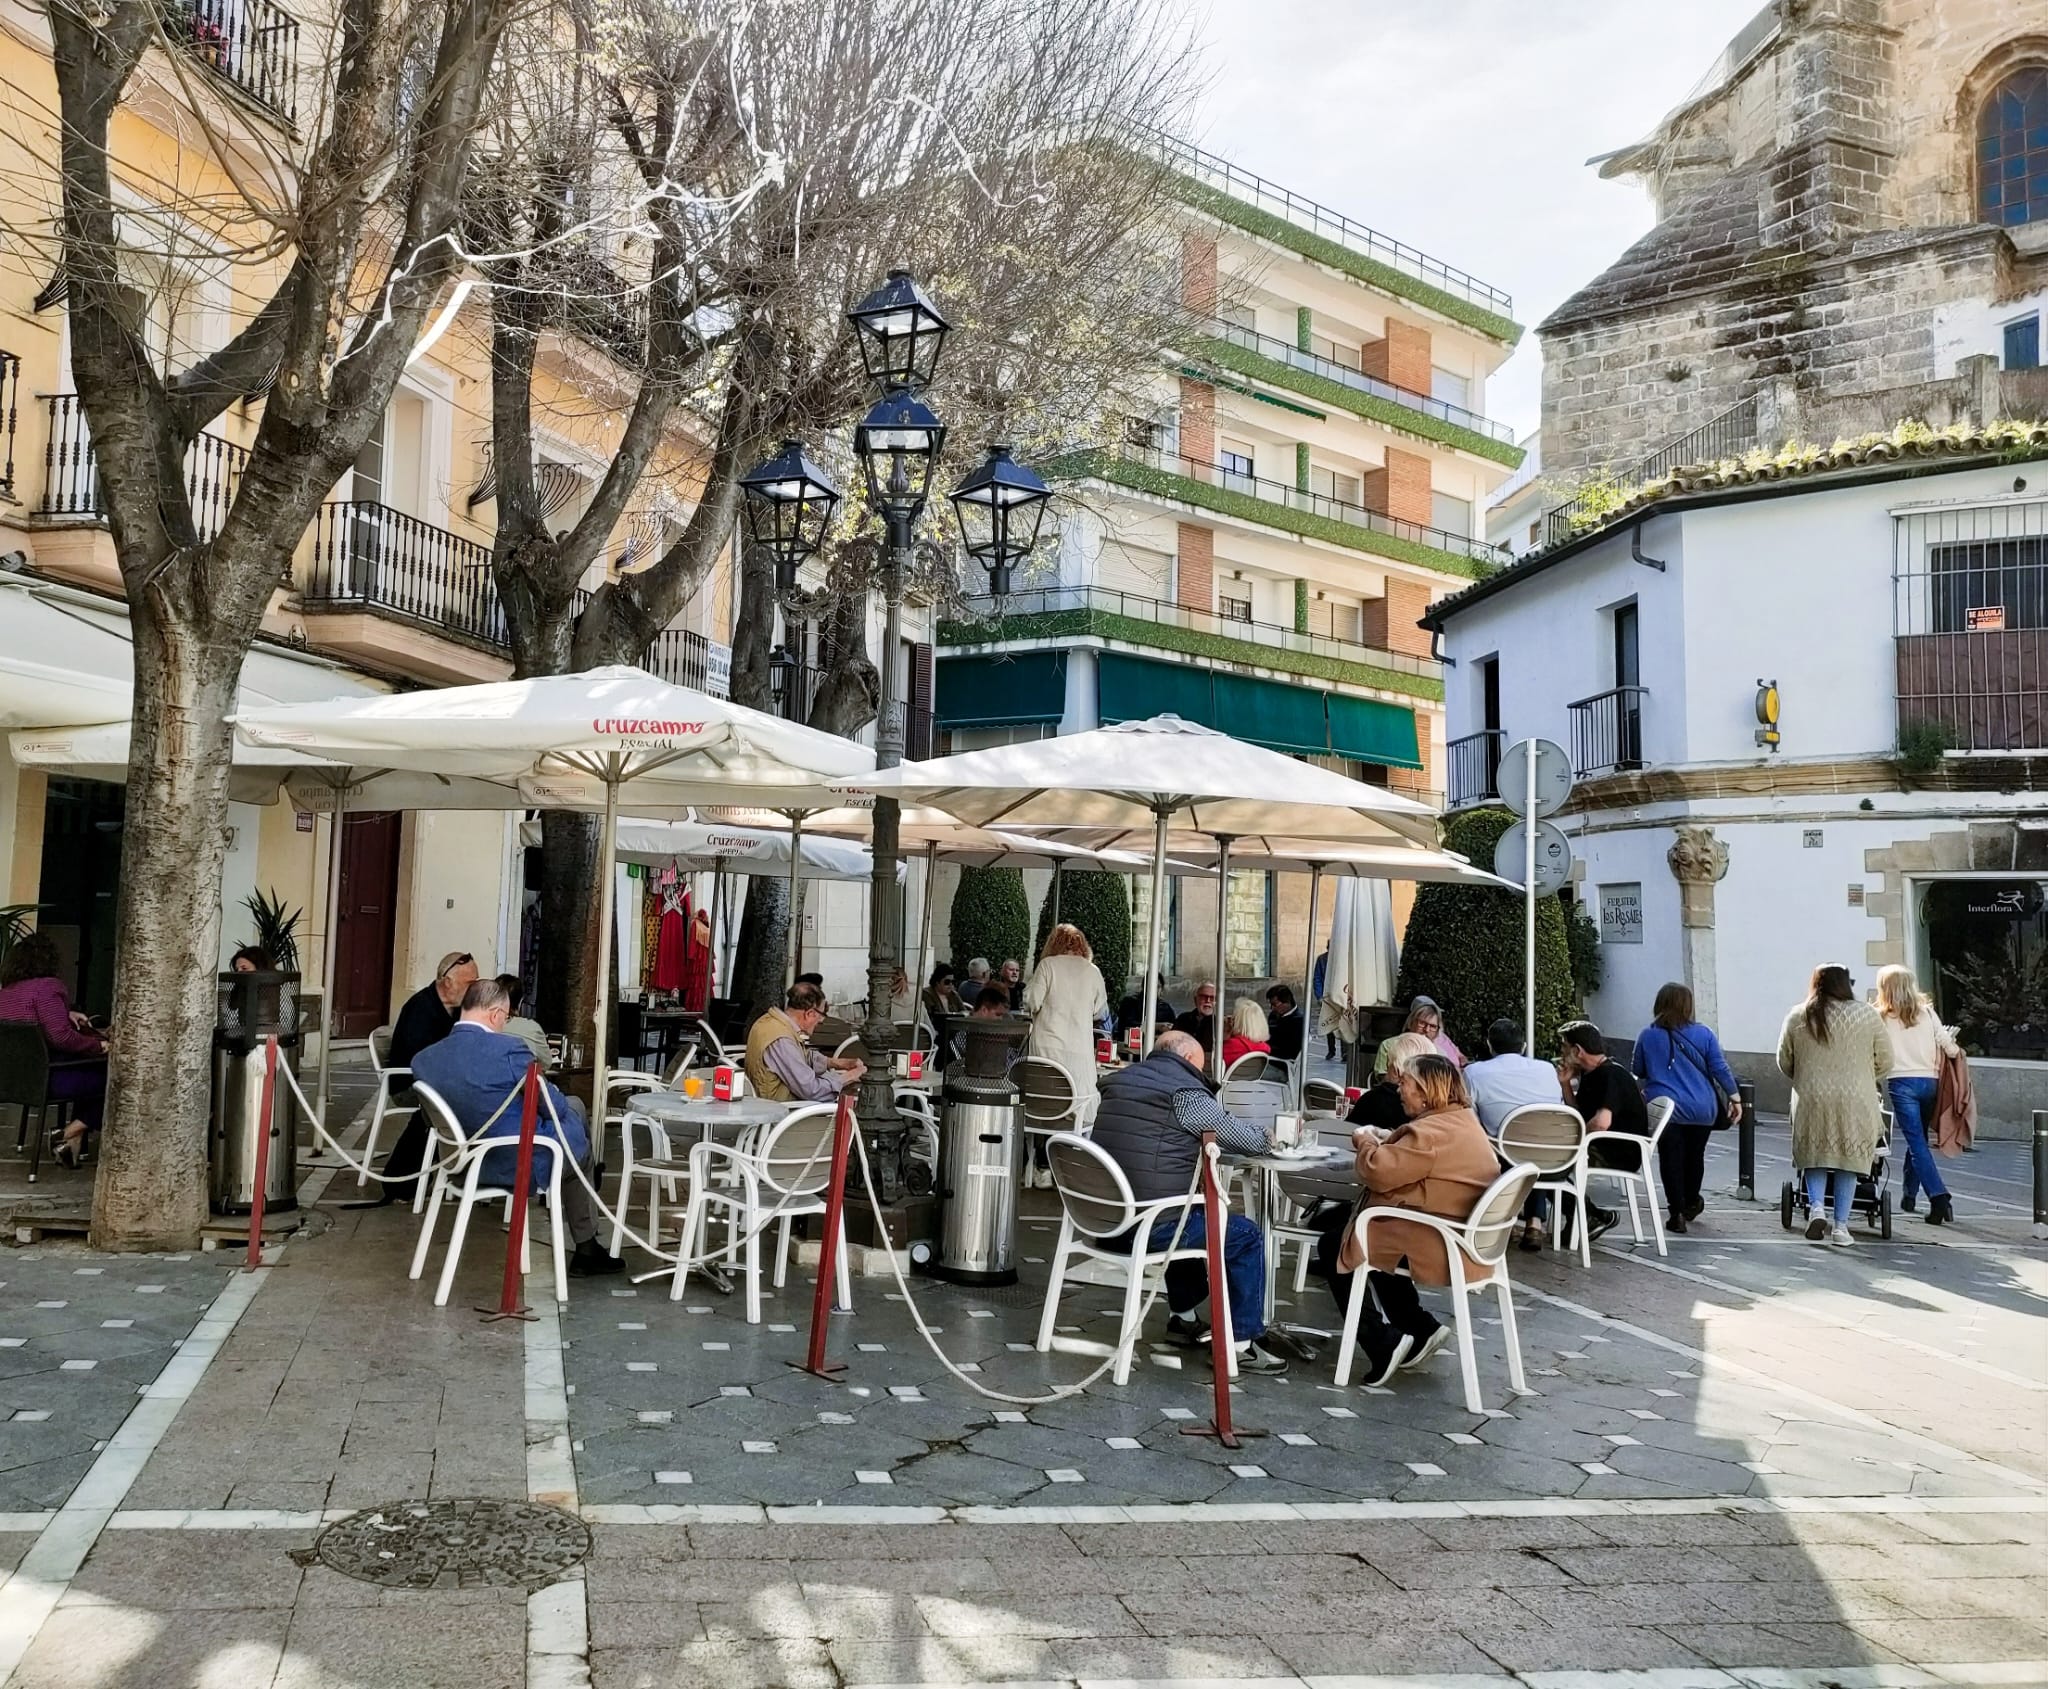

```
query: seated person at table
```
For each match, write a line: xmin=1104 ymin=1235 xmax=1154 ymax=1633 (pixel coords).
xmin=1220 ymin=998 xmax=1270 ymax=1070
xmin=1463 ymin=1018 xmax=1566 ymax=1135
xmin=1172 ymin=981 xmax=1218 ymax=1050
xmin=496 ymin=974 xmax=553 ymax=1070
xmin=1373 ymin=995 xmax=1465 ymax=1074
xmin=1114 ymin=976 xmax=1175 ymax=1039
xmin=971 ymin=985 xmax=1011 ymax=1019
xmin=1314 ymin=1053 xmax=1499 ymax=1386
xmin=0 ymin=932 xmax=109 ymax=1168
xmin=410 ymin=978 xmax=620 ymax=1276
xmin=377 ymin=950 xmax=480 ymax=1200
xmin=923 ymin=965 xmax=964 ymax=1068
xmin=1346 ymin=1032 xmax=1435 ymax=1131
xmin=1557 ymin=1019 xmax=1647 ymax=1244
xmin=745 ymin=982 xmax=866 ymax=1104
xmin=1089 ymin=1030 xmax=1288 ymax=1377
xmin=999 ymin=959 xmax=1024 ymax=1010
xmin=794 ymin=972 xmax=825 ymax=991
xmin=962 ymin=959 xmax=992 ymax=1001
xmin=1264 ymin=984 xmax=1305 ymax=1065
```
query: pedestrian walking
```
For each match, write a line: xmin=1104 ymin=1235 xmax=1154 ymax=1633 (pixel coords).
xmin=1872 ymin=964 xmax=1958 ymax=1225
xmin=1630 ymin=982 xmax=1742 ymax=1235
xmin=1777 ymin=964 xmax=1891 ymax=1248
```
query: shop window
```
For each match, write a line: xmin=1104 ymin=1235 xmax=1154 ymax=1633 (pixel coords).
xmin=1977 ymin=66 xmax=2048 ymax=228
xmin=1922 ymin=877 xmax=2048 ymax=1060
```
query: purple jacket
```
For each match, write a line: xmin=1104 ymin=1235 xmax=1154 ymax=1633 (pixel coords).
xmin=0 ymin=976 xmax=104 ymax=1058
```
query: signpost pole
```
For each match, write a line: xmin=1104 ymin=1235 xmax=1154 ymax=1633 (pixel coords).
xmin=1524 ymin=735 xmax=1538 ymax=1056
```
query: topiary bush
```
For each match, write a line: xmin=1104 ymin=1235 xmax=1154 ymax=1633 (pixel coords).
xmin=1033 ymin=868 xmax=1131 ymax=1000
xmin=1394 ymin=806 xmax=1575 ymax=1056
xmin=949 ymin=865 xmax=1031 ymax=978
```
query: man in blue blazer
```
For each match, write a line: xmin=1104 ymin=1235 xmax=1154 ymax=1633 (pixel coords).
xmin=410 ymin=976 xmax=622 ymax=1277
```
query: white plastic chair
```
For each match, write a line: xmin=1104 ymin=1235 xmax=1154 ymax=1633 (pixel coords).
xmin=1584 ymin=1095 xmax=1676 ymax=1256
xmin=1302 ymin=1077 xmax=1346 ymax=1118
xmin=669 ymin=1102 xmax=852 ymax=1323
xmin=1221 ymin=1050 xmax=1278 ymax=1085
xmin=1497 ymin=1102 xmax=1593 ymax=1267
xmin=894 ymin=1087 xmax=940 ymax=1182
xmin=362 ymin=1025 xmax=415 ymax=1188
xmin=407 ymin=1080 xmax=570 ymax=1308
xmin=1036 ymin=1131 xmax=1229 ymax=1385
xmin=1335 ymin=1162 xmax=1540 ymax=1413
xmin=1013 ymin=1054 xmax=1083 ymax=1161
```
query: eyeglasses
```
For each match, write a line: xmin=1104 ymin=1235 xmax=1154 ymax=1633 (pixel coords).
xmin=437 ymin=953 xmax=474 ymax=979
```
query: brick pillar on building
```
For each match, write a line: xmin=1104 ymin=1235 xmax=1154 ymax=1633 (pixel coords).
xmin=1180 ymin=233 xmax=1218 ymax=318
xmin=1361 ymin=445 xmax=1433 ymax=530
xmin=1389 ymin=724 xmax=1439 ymax=804
xmin=1176 ymin=523 xmax=1213 ymax=612
xmin=1360 ymin=319 xmax=1432 ymax=395
xmin=1178 ymin=378 xmax=1215 ymax=470
xmin=1360 ymin=578 xmax=1434 ymax=658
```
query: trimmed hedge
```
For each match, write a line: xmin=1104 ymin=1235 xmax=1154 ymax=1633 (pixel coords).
xmin=936 ymin=605 xmax=1444 ymax=702
xmin=1197 ymin=336 xmax=1526 ymax=469
xmin=1393 ymin=806 xmax=1575 ymax=1058
xmin=949 ymin=866 xmax=1032 ymax=980
xmin=1032 ymin=868 xmax=1130 ymax=1004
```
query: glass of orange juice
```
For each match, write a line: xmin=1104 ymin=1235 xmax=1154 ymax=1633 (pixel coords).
xmin=682 ymin=1074 xmax=705 ymax=1100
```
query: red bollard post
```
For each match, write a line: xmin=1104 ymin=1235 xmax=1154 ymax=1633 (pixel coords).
xmin=480 ymin=1063 xmax=542 ymax=1324
xmin=795 ymin=1091 xmax=855 ymax=1379
xmin=244 ymin=1035 xmax=279 ymax=1272
xmin=1181 ymin=1131 xmax=1263 ymax=1450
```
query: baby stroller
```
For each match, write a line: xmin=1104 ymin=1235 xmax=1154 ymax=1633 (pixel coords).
xmin=1779 ymin=1103 xmax=1894 ymax=1240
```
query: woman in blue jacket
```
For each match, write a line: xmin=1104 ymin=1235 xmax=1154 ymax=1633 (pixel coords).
xmin=1631 ymin=982 xmax=1742 ymax=1234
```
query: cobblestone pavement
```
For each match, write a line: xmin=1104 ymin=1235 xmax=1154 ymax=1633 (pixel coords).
xmin=0 ymin=1057 xmax=2041 ymax=1687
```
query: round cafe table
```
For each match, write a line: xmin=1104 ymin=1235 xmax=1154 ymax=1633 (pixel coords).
xmin=617 ymin=1092 xmax=796 ymax=1289
xmin=1223 ymin=1137 xmax=1356 ymax=1354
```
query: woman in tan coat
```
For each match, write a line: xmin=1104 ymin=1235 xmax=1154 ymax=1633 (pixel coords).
xmin=1312 ymin=1054 xmax=1501 ymax=1386
xmin=1777 ymin=963 xmax=1891 ymax=1247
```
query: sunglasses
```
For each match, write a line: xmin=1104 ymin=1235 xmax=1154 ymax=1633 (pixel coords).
xmin=437 ymin=953 xmax=475 ymax=979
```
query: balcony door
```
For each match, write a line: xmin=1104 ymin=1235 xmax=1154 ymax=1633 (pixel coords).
xmin=334 ymin=812 xmax=402 ymax=1039
xmin=1613 ymin=602 xmax=1643 ymax=766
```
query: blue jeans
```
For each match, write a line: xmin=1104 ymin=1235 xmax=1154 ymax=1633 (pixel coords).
xmin=1886 ymin=1076 xmax=1946 ymax=1204
xmin=1147 ymin=1210 xmax=1267 ymax=1343
xmin=1804 ymin=1167 xmax=1858 ymax=1227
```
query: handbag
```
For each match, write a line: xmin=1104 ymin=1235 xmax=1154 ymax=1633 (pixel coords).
xmin=1665 ymin=1026 xmax=1734 ymax=1130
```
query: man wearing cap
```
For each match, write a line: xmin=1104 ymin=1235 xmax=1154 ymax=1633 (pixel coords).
xmin=377 ymin=950 xmax=479 ymax=1201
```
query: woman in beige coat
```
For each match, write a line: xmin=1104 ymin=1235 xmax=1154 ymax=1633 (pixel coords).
xmin=1777 ymin=963 xmax=1891 ymax=1247
xmin=1022 ymin=924 xmax=1108 ymax=1184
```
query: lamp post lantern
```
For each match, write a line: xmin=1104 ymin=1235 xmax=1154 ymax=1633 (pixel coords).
xmin=739 ymin=440 xmax=841 ymax=590
xmin=846 ymin=269 xmax=950 ymax=395
xmin=951 ymin=445 xmax=1051 ymax=599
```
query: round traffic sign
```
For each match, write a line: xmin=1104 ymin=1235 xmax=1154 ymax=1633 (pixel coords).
xmin=1494 ymin=820 xmax=1573 ymax=897
xmin=1498 ymin=738 xmax=1574 ymax=818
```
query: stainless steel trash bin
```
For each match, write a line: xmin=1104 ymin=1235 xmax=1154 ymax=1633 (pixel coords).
xmin=210 ymin=970 xmax=301 ymax=1215
xmin=934 ymin=1015 xmax=1033 ymax=1285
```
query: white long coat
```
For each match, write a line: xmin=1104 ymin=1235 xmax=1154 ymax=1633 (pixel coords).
xmin=1023 ymin=953 xmax=1108 ymax=1123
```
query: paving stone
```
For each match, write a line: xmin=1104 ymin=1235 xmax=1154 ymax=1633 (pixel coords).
xmin=593 ymin=1639 xmax=839 ymax=1689
xmin=7 ymin=1604 xmax=290 ymax=1689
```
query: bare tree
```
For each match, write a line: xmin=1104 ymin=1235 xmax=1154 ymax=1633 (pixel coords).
xmin=473 ymin=0 xmax=1205 ymax=1027
xmin=39 ymin=0 xmax=513 ymax=1246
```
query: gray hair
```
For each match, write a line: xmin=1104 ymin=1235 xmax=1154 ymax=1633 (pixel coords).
xmin=966 ymin=957 xmax=990 ymax=978
xmin=460 ymin=976 xmax=512 ymax=1015
xmin=1154 ymin=1030 xmax=1206 ymax=1066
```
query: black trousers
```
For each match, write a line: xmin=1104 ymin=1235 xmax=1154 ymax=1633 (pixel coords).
xmin=1312 ymin=1209 xmax=1439 ymax=1345
xmin=380 ymin=1112 xmax=432 ymax=1199
xmin=1658 ymin=1120 xmax=1711 ymax=1214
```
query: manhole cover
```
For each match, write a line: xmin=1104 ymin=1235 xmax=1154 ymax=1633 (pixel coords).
xmin=311 ymin=1497 xmax=590 ymax=1591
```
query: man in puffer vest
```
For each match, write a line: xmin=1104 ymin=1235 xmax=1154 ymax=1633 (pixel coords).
xmin=1089 ymin=1031 xmax=1288 ymax=1376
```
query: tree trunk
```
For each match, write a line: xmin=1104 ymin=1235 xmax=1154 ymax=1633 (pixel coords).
xmin=725 ymin=541 xmax=790 ymax=1017
xmin=535 ymin=809 xmax=602 ymax=1043
xmin=90 ymin=613 xmax=242 ymax=1250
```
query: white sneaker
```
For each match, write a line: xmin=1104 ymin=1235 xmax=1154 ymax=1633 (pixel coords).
xmin=1829 ymin=1226 xmax=1855 ymax=1248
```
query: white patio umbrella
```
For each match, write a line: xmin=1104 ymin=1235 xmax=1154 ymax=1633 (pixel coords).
xmin=1320 ymin=876 xmax=1399 ymax=1063
xmin=233 ymin=666 xmax=874 ymax=1097
xmin=865 ymin=716 xmax=1441 ymax=1068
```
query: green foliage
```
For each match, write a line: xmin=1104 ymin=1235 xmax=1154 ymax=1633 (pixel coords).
xmin=1032 ymin=869 xmax=1131 ymax=1002
xmin=1197 ymin=336 xmax=1526 ymax=468
xmin=936 ymin=605 xmax=1445 ymax=701
xmin=1564 ymin=897 xmax=1603 ymax=1006
xmin=1895 ymin=717 xmax=1956 ymax=776
xmin=243 ymin=887 xmax=304 ymax=973
xmin=0 ymin=905 xmax=40 ymax=967
xmin=948 ymin=866 xmax=1031 ymax=978
xmin=1393 ymin=807 xmax=1575 ymax=1056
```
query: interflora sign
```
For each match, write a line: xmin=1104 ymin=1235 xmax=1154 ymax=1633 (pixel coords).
xmin=1599 ymin=882 xmax=1643 ymax=944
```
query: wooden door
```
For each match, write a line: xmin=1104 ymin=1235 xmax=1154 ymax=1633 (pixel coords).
xmin=334 ymin=811 xmax=402 ymax=1039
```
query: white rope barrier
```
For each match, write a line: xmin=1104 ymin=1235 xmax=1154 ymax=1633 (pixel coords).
xmin=276 ymin=1059 xmax=464 ymax=1188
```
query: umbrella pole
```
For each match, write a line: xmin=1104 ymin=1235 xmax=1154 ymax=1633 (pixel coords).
xmin=591 ymin=772 xmax=621 ymax=1111
xmin=784 ymin=812 xmax=805 ymax=992
xmin=915 ymin=842 xmax=938 ymax=1017
xmin=708 ymin=861 xmax=724 ymax=1001
xmin=1299 ymin=862 xmax=1322 ymax=1108
xmin=1524 ymin=734 xmax=1538 ymax=1057
xmin=313 ymin=779 xmax=348 ymax=1136
xmin=1050 ymin=860 xmax=1062 ymax=930
xmin=1139 ymin=809 xmax=1168 ymax=1057
xmin=1212 ymin=834 xmax=1233 ymax=1079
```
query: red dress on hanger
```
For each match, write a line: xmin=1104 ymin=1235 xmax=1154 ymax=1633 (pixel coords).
xmin=683 ymin=908 xmax=713 ymax=1012
xmin=650 ymin=875 xmax=690 ymax=994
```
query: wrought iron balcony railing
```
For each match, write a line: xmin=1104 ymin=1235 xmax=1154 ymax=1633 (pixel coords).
xmin=163 ymin=0 xmax=298 ymax=123
xmin=1446 ymin=729 xmax=1505 ymax=808
xmin=0 ymin=353 xmax=19 ymax=500
xmin=307 ymin=500 xmax=507 ymax=648
xmin=1540 ymin=397 xmax=1760 ymax=551
xmin=1569 ymin=685 xmax=1648 ymax=777
xmin=1205 ymin=320 xmax=1516 ymax=445
xmin=38 ymin=393 xmax=248 ymax=540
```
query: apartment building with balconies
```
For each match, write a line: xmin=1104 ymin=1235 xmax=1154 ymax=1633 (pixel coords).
xmin=0 ymin=0 xmax=733 ymax=1035
xmin=934 ymin=137 xmax=1523 ymax=988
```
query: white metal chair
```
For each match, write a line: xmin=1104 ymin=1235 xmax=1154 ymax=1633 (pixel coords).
xmin=669 ymin=1102 xmax=852 ymax=1323
xmin=1221 ymin=1050 xmax=1278 ymax=1085
xmin=361 ymin=1025 xmax=415 ymax=1188
xmin=1583 ymin=1095 xmax=1676 ymax=1255
xmin=1036 ymin=1131 xmax=1227 ymax=1385
xmin=1497 ymin=1102 xmax=1593 ymax=1267
xmin=894 ymin=1086 xmax=940 ymax=1183
xmin=1302 ymin=1077 xmax=1346 ymax=1118
xmin=1219 ymin=1077 xmax=1287 ymax=1136
xmin=407 ymin=1080 xmax=570 ymax=1308
xmin=1012 ymin=1055 xmax=1083 ymax=1186
xmin=1335 ymin=1162 xmax=1540 ymax=1413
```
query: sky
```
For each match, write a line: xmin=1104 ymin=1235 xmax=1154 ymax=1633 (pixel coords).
xmin=1192 ymin=0 xmax=1768 ymax=440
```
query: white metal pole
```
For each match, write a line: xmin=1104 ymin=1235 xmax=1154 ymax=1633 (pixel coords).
xmin=313 ymin=779 xmax=348 ymax=1133
xmin=1139 ymin=808 xmax=1169 ymax=1056
xmin=915 ymin=840 xmax=939 ymax=1005
xmin=707 ymin=861 xmax=723 ymax=1001
xmin=592 ymin=769 xmax=621 ymax=1102
xmin=1524 ymin=735 xmax=1538 ymax=1058
xmin=1212 ymin=834 xmax=1233 ymax=1079
xmin=1300 ymin=862 xmax=1323 ymax=1107
xmin=784 ymin=812 xmax=805 ymax=991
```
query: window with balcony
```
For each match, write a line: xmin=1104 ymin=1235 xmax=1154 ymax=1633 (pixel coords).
xmin=1432 ymin=491 xmax=1474 ymax=540
xmin=1218 ymin=592 xmax=1252 ymax=623
xmin=1432 ymin=366 xmax=1471 ymax=409
xmin=1896 ymin=504 xmax=2048 ymax=753
xmin=1308 ymin=464 xmax=1361 ymax=505
xmin=1309 ymin=333 xmax=1361 ymax=372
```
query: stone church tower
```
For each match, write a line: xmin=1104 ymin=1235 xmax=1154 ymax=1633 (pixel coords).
xmin=1541 ymin=0 xmax=2048 ymax=477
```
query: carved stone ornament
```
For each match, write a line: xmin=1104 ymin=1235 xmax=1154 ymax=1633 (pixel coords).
xmin=1667 ymin=826 xmax=1730 ymax=929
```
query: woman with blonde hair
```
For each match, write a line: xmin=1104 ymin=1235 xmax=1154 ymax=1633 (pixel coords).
xmin=1873 ymin=964 xmax=1958 ymax=1224
xmin=1221 ymin=997 xmax=1270 ymax=1069
xmin=1778 ymin=964 xmax=1891 ymax=1246
xmin=1022 ymin=923 xmax=1109 ymax=1183
xmin=1346 ymin=1031 xmax=1435 ymax=1132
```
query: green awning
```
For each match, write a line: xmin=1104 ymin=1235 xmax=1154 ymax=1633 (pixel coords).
xmin=935 ymin=652 xmax=1068 ymax=729
xmin=1213 ymin=673 xmax=1329 ymax=757
xmin=1098 ymin=652 xmax=1214 ymax=727
xmin=1328 ymin=694 xmax=1422 ymax=770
